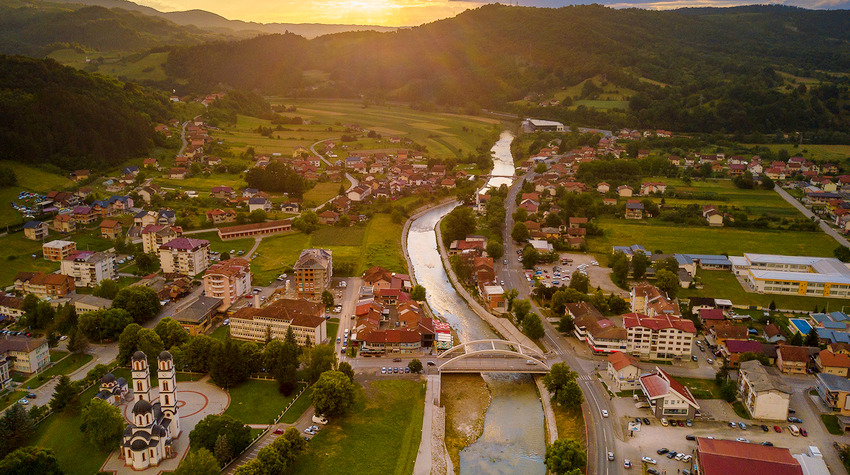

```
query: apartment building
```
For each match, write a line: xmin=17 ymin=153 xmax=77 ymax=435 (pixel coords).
xmin=0 ymin=335 xmax=49 ymax=374
xmin=14 ymin=272 xmax=75 ymax=299
xmin=738 ymin=360 xmax=791 ymax=421
xmin=203 ymin=258 xmax=251 ymax=308
xmin=0 ymin=296 xmax=24 ymax=320
xmin=59 ymin=251 xmax=116 ymax=287
xmin=568 ymin=302 xmax=628 ymax=354
xmin=624 ymin=312 xmax=696 ymax=360
xmin=42 ymin=240 xmax=77 ymax=261
xmin=630 ymin=282 xmax=681 ymax=317
xmin=229 ymin=298 xmax=326 ymax=346
xmin=158 ymin=238 xmax=210 ymax=276
xmin=141 ymin=225 xmax=183 ymax=254
xmin=293 ymin=249 xmax=333 ymax=300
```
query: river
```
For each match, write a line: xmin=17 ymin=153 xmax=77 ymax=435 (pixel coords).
xmin=406 ymin=131 xmax=546 ymax=474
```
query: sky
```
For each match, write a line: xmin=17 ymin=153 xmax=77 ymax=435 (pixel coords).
xmin=133 ymin=0 xmax=848 ymax=26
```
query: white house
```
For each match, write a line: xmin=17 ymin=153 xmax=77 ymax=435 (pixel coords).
xmin=607 ymin=351 xmax=641 ymax=391
xmin=737 ymin=360 xmax=791 ymax=421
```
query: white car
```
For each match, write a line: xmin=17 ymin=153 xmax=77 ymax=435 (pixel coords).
xmin=18 ymin=398 xmax=28 ymax=405
xmin=641 ymin=457 xmax=657 ymax=465
xmin=311 ymin=415 xmax=328 ymax=425
xmin=624 ymin=459 xmax=631 ymax=469
xmin=736 ymin=438 xmax=749 ymax=443
xmin=607 ymin=452 xmax=614 ymax=461
xmin=601 ymin=410 xmax=609 ymax=417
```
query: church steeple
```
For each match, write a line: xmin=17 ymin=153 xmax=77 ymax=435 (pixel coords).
xmin=157 ymin=351 xmax=180 ymax=437
xmin=131 ymin=351 xmax=151 ymax=402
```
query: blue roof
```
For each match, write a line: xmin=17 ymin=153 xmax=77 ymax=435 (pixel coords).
xmin=830 ymin=311 xmax=849 ymax=322
xmin=823 ymin=321 xmax=847 ymax=330
xmin=812 ymin=313 xmax=831 ymax=324
xmin=674 ymin=254 xmax=693 ymax=265
xmin=22 ymin=220 xmax=42 ymax=229
xmin=683 ymin=254 xmax=732 ymax=266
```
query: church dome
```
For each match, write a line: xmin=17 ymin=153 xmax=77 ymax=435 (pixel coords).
xmin=101 ymin=373 xmax=116 ymax=384
xmin=132 ymin=399 xmax=152 ymax=415
xmin=131 ymin=438 xmax=148 ymax=451
xmin=132 ymin=351 xmax=146 ymax=362
xmin=158 ymin=350 xmax=173 ymax=361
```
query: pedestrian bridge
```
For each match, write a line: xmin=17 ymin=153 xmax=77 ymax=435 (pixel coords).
xmin=436 ymin=339 xmax=550 ymax=374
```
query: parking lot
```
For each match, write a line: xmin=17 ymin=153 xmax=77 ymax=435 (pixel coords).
xmin=521 ymin=253 xmax=628 ymax=297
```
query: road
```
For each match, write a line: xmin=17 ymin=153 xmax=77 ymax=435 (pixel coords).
xmin=775 ymin=186 xmax=850 ymax=247
xmin=309 ymin=138 xmax=359 ymax=195
xmin=501 ymin=171 xmax=620 ymax=475
xmin=177 ymin=120 xmax=189 ymax=157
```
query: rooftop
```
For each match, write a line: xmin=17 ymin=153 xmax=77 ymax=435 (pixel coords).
xmin=739 ymin=360 xmax=791 ymax=394
xmin=697 ymin=438 xmax=802 ymax=475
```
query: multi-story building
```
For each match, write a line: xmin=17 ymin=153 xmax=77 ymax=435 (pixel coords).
xmin=230 ymin=298 xmax=326 ymax=346
xmin=203 ymin=258 xmax=251 ymax=308
xmin=0 ymin=295 xmax=24 ymax=320
xmin=22 ymin=220 xmax=48 ymax=240
xmin=14 ymin=272 xmax=75 ymax=298
xmin=639 ymin=366 xmax=700 ymax=419
xmin=731 ymin=253 xmax=850 ymax=299
xmin=624 ymin=313 xmax=696 ymax=360
xmin=738 ymin=360 xmax=791 ymax=421
xmin=293 ymin=249 xmax=332 ymax=300
xmin=173 ymin=296 xmax=222 ymax=336
xmin=59 ymin=251 xmax=116 ymax=287
xmin=695 ymin=438 xmax=805 ymax=475
xmin=607 ymin=351 xmax=641 ymax=391
xmin=140 ymin=225 xmax=183 ymax=254
xmin=568 ymin=302 xmax=628 ymax=354
xmin=0 ymin=335 xmax=49 ymax=374
xmin=815 ymin=373 xmax=850 ymax=417
xmin=815 ymin=349 xmax=850 ymax=377
xmin=777 ymin=345 xmax=810 ymax=374
xmin=0 ymin=358 xmax=10 ymax=389
xmin=630 ymin=282 xmax=680 ymax=317
xmin=42 ymin=240 xmax=77 ymax=261
xmin=158 ymin=238 xmax=210 ymax=276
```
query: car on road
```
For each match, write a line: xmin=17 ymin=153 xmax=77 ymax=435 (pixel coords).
xmin=623 ymin=459 xmax=631 ymax=469
xmin=707 ymin=358 xmax=714 ymax=364
xmin=608 ymin=452 xmax=614 ymax=461
xmin=647 ymin=469 xmax=660 ymax=475
xmin=427 ymin=361 xmax=436 ymax=366
xmin=642 ymin=418 xmax=650 ymax=425
xmin=601 ymin=410 xmax=608 ymax=417
xmin=18 ymin=399 xmax=28 ymax=405
xmin=641 ymin=457 xmax=656 ymax=464
xmin=788 ymin=408 xmax=796 ymax=414
xmin=729 ymin=422 xmax=737 ymax=428
xmin=738 ymin=422 xmax=747 ymax=430
xmin=504 ymin=259 xmax=508 ymax=265
xmin=525 ymin=360 xmax=537 ymax=365
xmin=761 ymin=425 xmax=769 ymax=432
xmin=801 ymin=428 xmax=808 ymax=437
xmin=274 ymin=428 xmax=284 ymax=434
xmin=657 ymin=448 xmax=669 ymax=455
xmin=736 ymin=438 xmax=749 ymax=443
xmin=393 ymin=358 xmax=402 ymax=362
xmin=788 ymin=417 xmax=802 ymax=423
xmin=25 ymin=393 xmax=36 ymax=399
xmin=685 ymin=435 xmax=696 ymax=441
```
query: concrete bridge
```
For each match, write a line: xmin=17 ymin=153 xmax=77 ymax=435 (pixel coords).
xmin=436 ymin=339 xmax=551 ymax=374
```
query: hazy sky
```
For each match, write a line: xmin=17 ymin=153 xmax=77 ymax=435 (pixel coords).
xmin=133 ymin=0 xmax=847 ymax=26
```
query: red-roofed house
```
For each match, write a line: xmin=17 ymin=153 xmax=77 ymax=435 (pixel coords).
xmin=777 ymin=346 xmax=811 ymax=374
xmin=623 ymin=312 xmax=696 ymax=360
xmin=699 ymin=308 xmax=725 ymax=329
xmin=720 ymin=339 xmax=764 ymax=367
xmin=695 ymin=438 xmax=803 ymax=475
xmin=359 ymin=329 xmax=421 ymax=354
xmin=639 ymin=366 xmax=700 ymax=419
xmin=606 ymin=352 xmax=641 ymax=391
xmin=815 ymin=349 xmax=850 ymax=377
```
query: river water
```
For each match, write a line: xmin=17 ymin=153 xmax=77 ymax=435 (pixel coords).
xmin=406 ymin=131 xmax=546 ymax=474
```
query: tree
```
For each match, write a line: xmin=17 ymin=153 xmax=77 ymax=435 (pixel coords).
xmin=220 ymin=251 xmax=231 ymax=261
xmin=511 ymin=222 xmax=530 ymax=243
xmin=486 ymin=241 xmax=504 ymax=260
xmin=112 ymin=287 xmax=161 ymax=324
xmin=631 ymin=252 xmax=650 ymax=280
xmin=155 ymin=317 xmax=190 ymax=349
xmin=408 ymin=358 xmax=423 ymax=374
xmin=654 ymin=269 xmax=679 ymax=298
xmin=0 ymin=404 xmax=33 ymax=457
xmin=558 ymin=314 xmax=575 ymax=333
xmin=0 ymin=446 xmax=62 ymax=475
xmin=305 ymin=345 xmax=336 ymax=383
xmin=321 ymin=290 xmax=335 ymax=308
xmin=545 ymin=438 xmax=586 ymax=475
xmin=312 ymin=370 xmax=356 ymax=417
xmin=211 ymin=337 xmax=248 ymax=389
xmin=249 ymin=209 xmax=267 ymax=223
xmin=654 ymin=256 xmax=680 ymax=275
xmin=521 ymin=246 xmax=539 ymax=268
xmin=80 ymin=398 xmax=125 ymax=451
xmin=523 ymin=313 xmax=545 ymax=340
xmin=67 ymin=328 xmax=89 ymax=355
xmin=293 ymin=210 xmax=319 ymax=234
xmin=49 ymin=375 xmax=78 ymax=413
xmin=118 ymin=324 xmax=143 ymax=364
xmin=338 ymin=361 xmax=355 ymax=382
xmin=542 ymin=363 xmax=583 ymax=409
xmin=269 ymin=427 xmax=306 ymax=466
xmin=769 ymin=300 xmax=776 ymax=311
xmin=189 ymin=415 xmax=251 ymax=456
xmin=136 ymin=329 xmax=164 ymax=366
xmin=175 ymin=448 xmax=219 ymax=475
xmin=513 ymin=299 xmax=532 ymax=324
xmin=214 ymin=434 xmax=233 ymax=466
xmin=739 ymin=352 xmax=770 ymax=365
xmin=135 ymin=252 xmax=159 ymax=274
xmin=761 ymin=175 xmax=775 ymax=190
xmin=789 ymin=332 xmax=804 ymax=346
xmin=568 ymin=272 xmax=589 ymax=294
xmin=609 ymin=251 xmax=629 ymax=285
xmin=805 ymin=327 xmax=820 ymax=347
xmin=184 ymin=334 xmax=222 ymax=373
xmin=410 ymin=285 xmax=426 ymax=301
xmin=505 ymin=288 xmax=519 ymax=312
xmin=78 ymin=308 xmax=133 ymax=342
xmin=442 ymin=206 xmax=477 ymax=246
xmin=92 ymin=279 xmax=120 ymax=299
xmin=834 ymin=246 xmax=850 ymax=263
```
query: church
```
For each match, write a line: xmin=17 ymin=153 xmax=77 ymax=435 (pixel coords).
xmin=121 ymin=350 xmax=181 ymax=470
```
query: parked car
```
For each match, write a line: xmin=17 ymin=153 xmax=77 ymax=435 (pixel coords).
xmin=666 ymin=451 xmax=677 ymax=459
xmin=686 ymin=419 xmax=692 ymax=427
xmin=685 ymin=435 xmax=696 ymax=441
xmin=274 ymin=428 xmax=284 ymax=434
xmin=738 ymin=422 xmax=747 ymax=430
xmin=393 ymin=358 xmax=402 ymax=362
xmin=647 ymin=469 xmax=660 ymax=475
xmin=381 ymin=367 xmax=387 ymax=374
xmin=788 ymin=417 xmax=802 ymax=423
xmin=657 ymin=448 xmax=669 ymax=455
xmin=25 ymin=393 xmax=36 ymax=399
xmin=661 ymin=418 xmax=668 ymax=427
xmin=312 ymin=415 xmax=328 ymax=425
xmin=774 ymin=425 xmax=782 ymax=433
xmin=761 ymin=425 xmax=769 ymax=432
xmin=736 ymin=438 xmax=749 ymax=443
xmin=761 ymin=441 xmax=774 ymax=446
xmin=642 ymin=418 xmax=650 ymax=425
xmin=641 ymin=457 xmax=657 ymax=464
xmin=18 ymin=399 xmax=28 ymax=405
xmin=801 ymin=428 xmax=808 ymax=437
xmin=427 ymin=361 xmax=436 ymax=366
xmin=623 ymin=459 xmax=631 ymax=469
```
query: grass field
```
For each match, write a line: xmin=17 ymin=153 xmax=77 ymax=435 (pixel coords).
xmin=190 ymin=231 xmax=256 ymax=256
xmin=674 ymin=377 xmax=721 ymax=399
xmin=589 ymin=217 xmax=837 ymax=257
xmin=25 ymin=353 xmax=93 ymax=389
xmin=0 ymin=161 xmax=73 ymax=227
xmin=573 ymin=99 xmax=628 ymax=110
xmin=224 ymin=379 xmax=308 ymax=424
xmin=50 ymin=350 xmax=69 ymax=362
xmin=32 ymin=384 xmax=110 ymax=475
xmin=152 ymin=171 xmax=249 ymax=192
xmin=821 ymin=414 xmax=843 ymax=435
xmin=280 ymin=387 xmax=314 ymax=424
xmin=303 ymin=181 xmax=345 ymax=207
xmin=740 ymin=143 xmax=850 ymax=163
xmin=644 ymin=177 xmax=801 ymax=218
xmin=289 ymin=380 xmax=424 ymax=475
xmin=680 ymin=270 xmax=850 ymax=311
xmin=0 ymin=233 xmax=60 ymax=287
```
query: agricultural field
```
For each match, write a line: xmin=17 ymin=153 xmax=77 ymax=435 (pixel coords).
xmin=510 ymin=75 xmax=635 ymax=112
xmin=0 ymin=161 xmax=74 ymax=227
xmin=0 ymin=233 xmax=60 ymax=287
xmin=48 ymin=49 xmax=170 ymax=82
xmin=642 ymin=177 xmax=802 ymax=218
xmin=303 ymin=180 xmax=348 ymax=207
xmin=680 ymin=270 xmax=850 ymax=312
xmin=740 ymin=143 xmax=850 ymax=164
xmin=588 ymin=217 xmax=837 ymax=258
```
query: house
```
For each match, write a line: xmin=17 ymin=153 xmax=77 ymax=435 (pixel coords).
xmin=247 ymin=197 xmax=271 ymax=212
xmin=606 ymin=351 xmax=641 ymax=391
xmin=699 ymin=308 xmax=726 ymax=329
xmin=712 ymin=324 xmax=748 ymax=345
xmin=14 ymin=272 xmax=75 ymax=298
xmin=359 ymin=329 xmax=421 ymax=354
xmin=158 ymin=238 xmax=211 ymax=276
xmin=704 ymin=207 xmax=724 ymax=227
xmin=625 ymin=200 xmax=644 ymax=219
xmin=99 ymin=219 xmax=122 ymax=239
xmin=169 ymin=167 xmax=187 ymax=179
xmin=617 ymin=185 xmax=633 ymax=197
xmin=52 ymin=214 xmax=76 ymax=233
xmin=519 ymin=199 xmax=539 ymax=213
xmin=281 ymin=202 xmax=300 ymax=214
xmin=815 ymin=349 xmax=850 ymax=377
xmin=721 ymin=340 xmax=767 ymax=368
xmin=347 ymin=185 xmax=371 ymax=202
xmin=814 ymin=373 xmax=850 ymax=418
xmin=737 ymin=360 xmax=791 ymax=420
xmin=639 ymin=366 xmax=700 ymax=419
xmin=293 ymin=249 xmax=333 ymax=300
xmin=23 ymin=221 xmax=48 ymax=240
xmin=777 ymin=345 xmax=810 ymax=374
xmin=73 ymin=206 xmax=97 ymax=225
xmin=694 ymin=438 xmax=804 ymax=475
xmin=763 ymin=324 xmax=787 ymax=343
xmin=362 ymin=266 xmax=394 ymax=291
xmin=205 ymin=208 xmax=236 ymax=224
xmin=568 ymin=217 xmax=588 ymax=229
xmin=480 ymin=284 xmax=505 ymax=311
xmin=173 ymin=296 xmax=223 ymax=336
xmin=230 ymin=298 xmax=326 ymax=346
xmin=0 ymin=296 xmax=24 ymax=321
xmin=210 ymin=186 xmax=234 ymax=199
xmin=42 ymin=240 xmax=77 ymax=261
xmin=318 ymin=210 xmax=340 ymax=225
xmin=0 ymin=335 xmax=49 ymax=374
xmin=597 ymin=182 xmax=610 ymax=193
xmin=568 ymin=302 xmax=628 ymax=354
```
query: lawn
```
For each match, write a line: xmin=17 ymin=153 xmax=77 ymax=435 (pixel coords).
xmin=674 ymin=376 xmax=721 ymax=399
xmin=31 ymin=384 xmax=110 ymax=475
xmin=0 ymin=233 xmax=60 ymax=286
xmin=279 ymin=386 xmax=314 ymax=424
xmin=71 ymin=228 xmax=114 ymax=252
xmin=210 ymin=325 xmax=230 ymax=341
xmin=312 ymin=226 xmax=366 ymax=247
xmin=680 ymin=270 xmax=850 ymax=312
xmin=303 ymin=181 xmax=344 ymax=207
xmin=641 ymin=177 xmax=801 ymax=218
xmin=589 ymin=217 xmax=837 ymax=258
xmin=289 ymin=380 xmax=424 ymax=475
xmin=50 ymin=350 xmax=69 ymax=362
xmin=25 ymin=353 xmax=94 ymax=389
xmin=223 ymin=379 xmax=308 ymax=424
xmin=0 ymin=161 xmax=73 ymax=227
xmin=326 ymin=318 xmax=339 ymax=341
xmin=821 ymin=414 xmax=843 ymax=435
xmin=189 ymin=231 xmax=255 ymax=256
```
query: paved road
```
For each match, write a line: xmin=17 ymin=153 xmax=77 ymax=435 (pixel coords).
xmin=775 ymin=186 xmax=850 ymax=247
xmin=177 ymin=120 xmax=189 ymax=157
xmin=308 ymin=137 xmax=359 ymax=211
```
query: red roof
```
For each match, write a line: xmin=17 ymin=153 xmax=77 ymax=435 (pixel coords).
xmin=607 ymin=351 xmax=639 ymax=371
xmin=361 ymin=329 xmax=421 ymax=344
xmin=622 ymin=313 xmax=696 ymax=333
xmin=697 ymin=438 xmax=802 ymax=475
xmin=699 ymin=308 xmax=725 ymax=321
xmin=641 ymin=368 xmax=698 ymax=407
xmin=724 ymin=339 xmax=762 ymax=354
